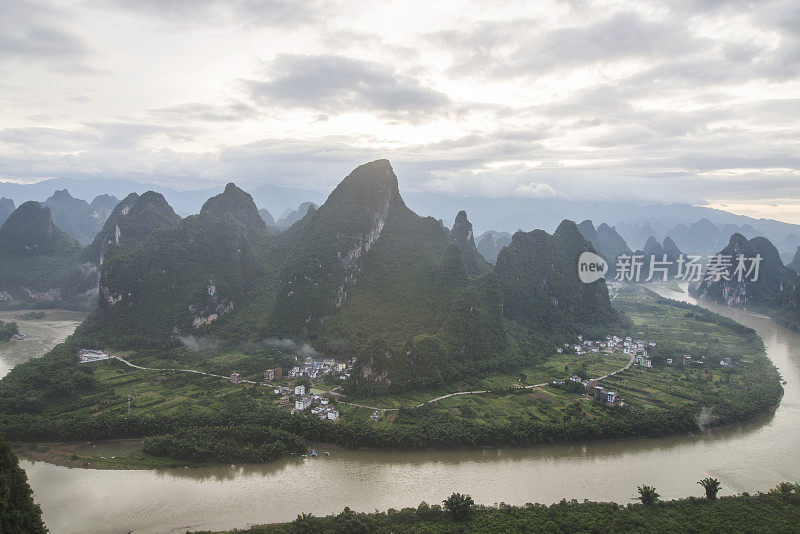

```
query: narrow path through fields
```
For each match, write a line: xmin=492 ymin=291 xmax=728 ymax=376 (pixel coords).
xmin=108 ymin=350 xmax=637 ymax=412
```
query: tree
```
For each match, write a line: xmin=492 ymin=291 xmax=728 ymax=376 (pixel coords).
xmin=637 ymin=485 xmax=660 ymax=506
xmin=519 ymin=372 xmax=527 ymax=383
xmin=0 ymin=436 xmax=47 ymax=533
xmin=443 ymin=492 xmax=474 ymax=522
xmin=292 ymin=512 xmax=319 ymax=533
xmin=698 ymin=477 xmax=721 ymax=500
xmin=296 ymin=375 xmax=312 ymax=392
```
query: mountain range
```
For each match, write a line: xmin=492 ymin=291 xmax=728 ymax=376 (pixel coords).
xmin=0 ymin=160 xmax=620 ymax=393
xmin=5 ymin=176 xmax=800 ymax=260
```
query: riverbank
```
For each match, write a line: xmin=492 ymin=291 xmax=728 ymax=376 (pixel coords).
xmin=199 ymin=484 xmax=800 ymax=533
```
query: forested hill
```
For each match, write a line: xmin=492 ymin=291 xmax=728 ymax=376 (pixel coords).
xmin=0 ymin=202 xmax=97 ymax=309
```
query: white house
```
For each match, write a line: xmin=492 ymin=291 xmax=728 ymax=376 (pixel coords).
xmin=295 ymin=397 xmax=312 ymax=411
xmin=327 ymin=410 xmax=340 ymax=421
xmin=294 ymin=385 xmax=306 ymax=396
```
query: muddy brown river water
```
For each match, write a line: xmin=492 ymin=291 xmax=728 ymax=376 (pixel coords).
xmin=7 ymin=290 xmax=800 ymax=534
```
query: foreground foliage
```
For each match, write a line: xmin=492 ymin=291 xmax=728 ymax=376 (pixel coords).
xmin=0 ymin=435 xmax=47 ymax=533
xmin=201 ymin=483 xmax=800 ymax=534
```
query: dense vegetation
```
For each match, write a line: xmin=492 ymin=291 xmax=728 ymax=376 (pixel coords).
xmin=450 ymin=210 xmax=491 ymax=277
xmin=203 ymin=484 xmax=800 ymax=534
xmin=0 ymin=319 xmax=18 ymax=341
xmin=0 ymin=435 xmax=47 ymax=533
xmin=142 ymin=425 xmax=306 ymax=464
xmin=495 ymin=221 xmax=619 ymax=335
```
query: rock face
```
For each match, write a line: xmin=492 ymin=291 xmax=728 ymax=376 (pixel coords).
xmin=450 ymin=210 xmax=491 ymax=277
xmin=272 ymin=159 xmax=400 ymax=335
xmin=476 ymin=230 xmax=512 ymax=264
xmin=696 ymin=233 xmax=795 ymax=308
xmin=86 ymin=192 xmax=180 ymax=263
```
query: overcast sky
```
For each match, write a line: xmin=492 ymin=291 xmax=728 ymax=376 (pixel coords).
xmin=1 ymin=0 xmax=799 ymax=221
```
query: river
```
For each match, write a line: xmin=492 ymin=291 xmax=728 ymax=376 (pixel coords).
xmin=9 ymin=290 xmax=800 ymax=534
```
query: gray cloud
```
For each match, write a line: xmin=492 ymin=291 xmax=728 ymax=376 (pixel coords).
xmin=149 ymin=102 xmax=258 ymax=123
xmin=0 ymin=0 xmax=87 ymax=59
xmin=434 ymin=11 xmax=704 ymax=79
xmin=108 ymin=0 xmax=325 ymax=28
xmin=242 ymin=54 xmax=450 ymax=119
xmin=1 ymin=0 xmax=799 ymax=221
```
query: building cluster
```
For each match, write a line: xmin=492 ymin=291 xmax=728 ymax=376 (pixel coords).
xmin=560 ymin=334 xmax=626 ymax=357
xmin=565 ymin=375 xmax=622 ymax=406
xmin=264 ymin=367 xmax=282 ymax=381
xmin=287 ymin=356 xmax=352 ymax=380
xmin=291 ymin=385 xmax=339 ymax=420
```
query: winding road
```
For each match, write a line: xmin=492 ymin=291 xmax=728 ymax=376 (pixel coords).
xmin=108 ymin=350 xmax=638 ymax=413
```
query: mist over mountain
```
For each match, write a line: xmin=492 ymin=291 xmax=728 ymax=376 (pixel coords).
xmin=276 ymin=202 xmax=318 ymax=229
xmin=475 ymin=230 xmax=512 ymax=265
xmin=5 ymin=176 xmax=800 ymax=265
xmin=258 ymin=209 xmax=275 ymax=227
xmin=696 ymin=234 xmax=795 ymax=309
xmin=577 ymin=220 xmax=631 ymax=268
xmin=0 ymin=198 xmax=15 ymax=227
xmin=0 ymin=178 xmax=324 ymax=220
xmin=788 ymin=247 xmax=800 ymax=274
xmin=43 ymin=190 xmax=119 ymax=245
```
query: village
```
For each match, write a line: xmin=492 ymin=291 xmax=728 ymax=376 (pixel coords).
xmin=554 ymin=333 xmax=735 ymax=406
xmin=230 ymin=354 xmax=354 ymax=421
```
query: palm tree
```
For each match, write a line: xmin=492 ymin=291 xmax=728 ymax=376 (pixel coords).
xmin=698 ymin=477 xmax=722 ymax=500
xmin=637 ymin=485 xmax=660 ymax=506
xmin=443 ymin=492 xmax=475 ymax=522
